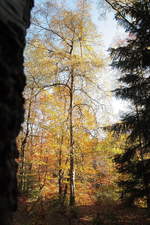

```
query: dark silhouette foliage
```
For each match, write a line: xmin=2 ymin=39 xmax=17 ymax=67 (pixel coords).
xmin=0 ymin=1 xmax=33 ymax=224
xmin=110 ymin=0 xmax=150 ymax=207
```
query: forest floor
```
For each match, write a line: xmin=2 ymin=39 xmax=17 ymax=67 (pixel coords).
xmin=14 ymin=197 xmax=150 ymax=225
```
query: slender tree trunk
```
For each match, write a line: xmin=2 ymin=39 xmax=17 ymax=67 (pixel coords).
xmin=0 ymin=1 xmax=33 ymax=224
xmin=69 ymin=69 xmax=75 ymax=206
xmin=58 ymin=135 xmax=64 ymax=203
xmin=19 ymin=87 xmax=34 ymax=192
xmin=58 ymin=164 xmax=63 ymax=199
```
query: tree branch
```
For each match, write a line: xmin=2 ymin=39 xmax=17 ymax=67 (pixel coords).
xmin=32 ymin=22 xmax=73 ymax=48
xmin=104 ymin=0 xmax=137 ymax=31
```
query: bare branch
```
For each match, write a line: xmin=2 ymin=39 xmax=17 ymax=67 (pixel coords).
xmin=32 ymin=22 xmax=73 ymax=48
xmin=42 ymin=82 xmax=71 ymax=90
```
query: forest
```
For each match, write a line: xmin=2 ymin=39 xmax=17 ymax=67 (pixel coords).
xmin=15 ymin=0 xmax=150 ymax=224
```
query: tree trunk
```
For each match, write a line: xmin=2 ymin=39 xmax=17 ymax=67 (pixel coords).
xmin=69 ymin=69 xmax=75 ymax=206
xmin=58 ymin=135 xmax=64 ymax=203
xmin=0 ymin=1 xmax=33 ymax=224
xmin=19 ymin=87 xmax=34 ymax=192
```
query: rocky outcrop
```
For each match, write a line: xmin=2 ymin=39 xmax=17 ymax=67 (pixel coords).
xmin=0 ymin=1 xmax=33 ymax=224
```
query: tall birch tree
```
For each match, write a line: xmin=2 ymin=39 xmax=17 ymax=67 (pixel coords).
xmin=27 ymin=0 xmax=104 ymax=205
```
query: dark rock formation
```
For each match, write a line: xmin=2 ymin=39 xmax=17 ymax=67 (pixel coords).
xmin=0 ymin=1 xmax=33 ymax=224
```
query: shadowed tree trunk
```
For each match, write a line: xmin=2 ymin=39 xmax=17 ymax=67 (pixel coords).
xmin=0 ymin=1 xmax=33 ymax=224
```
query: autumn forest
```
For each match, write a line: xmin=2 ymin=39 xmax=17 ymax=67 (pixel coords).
xmin=15 ymin=0 xmax=150 ymax=225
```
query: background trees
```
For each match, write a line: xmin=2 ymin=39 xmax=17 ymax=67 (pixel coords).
xmin=14 ymin=0 xmax=150 ymax=225
xmin=18 ymin=0 xmax=109 ymax=207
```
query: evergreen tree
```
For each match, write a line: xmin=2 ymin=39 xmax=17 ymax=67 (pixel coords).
xmin=109 ymin=0 xmax=150 ymax=207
